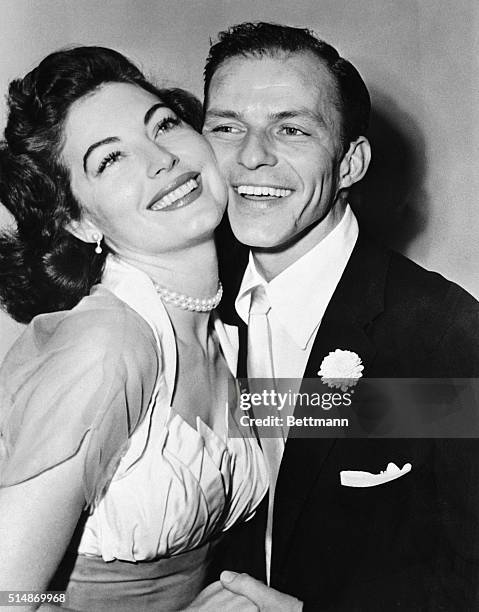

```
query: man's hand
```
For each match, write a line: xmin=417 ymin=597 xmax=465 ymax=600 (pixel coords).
xmin=220 ymin=571 xmax=303 ymax=611
xmin=184 ymin=580 xmax=259 ymax=611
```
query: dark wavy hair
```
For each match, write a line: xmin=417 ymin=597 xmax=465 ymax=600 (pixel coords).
xmin=204 ymin=21 xmax=370 ymax=148
xmin=0 ymin=46 xmax=202 ymax=323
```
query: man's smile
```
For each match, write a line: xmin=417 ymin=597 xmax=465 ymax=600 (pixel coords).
xmin=233 ymin=184 xmax=293 ymax=200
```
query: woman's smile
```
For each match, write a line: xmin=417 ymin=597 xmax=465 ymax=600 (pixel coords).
xmin=148 ymin=172 xmax=202 ymax=211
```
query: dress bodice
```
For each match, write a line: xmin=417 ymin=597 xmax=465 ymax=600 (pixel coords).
xmin=78 ymin=406 xmax=267 ymax=561
xmin=78 ymin=255 xmax=267 ymax=562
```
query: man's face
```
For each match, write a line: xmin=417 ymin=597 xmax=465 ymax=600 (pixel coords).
xmin=203 ymin=52 xmax=349 ymax=249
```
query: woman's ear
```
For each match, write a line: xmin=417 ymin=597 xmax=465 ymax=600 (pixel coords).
xmin=338 ymin=136 xmax=371 ymax=190
xmin=66 ymin=217 xmax=102 ymax=245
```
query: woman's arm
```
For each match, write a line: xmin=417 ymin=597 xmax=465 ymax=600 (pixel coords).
xmin=0 ymin=302 xmax=158 ymax=611
xmin=0 ymin=438 xmax=88 ymax=612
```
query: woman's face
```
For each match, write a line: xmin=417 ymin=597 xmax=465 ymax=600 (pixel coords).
xmin=62 ymin=82 xmax=227 ymax=258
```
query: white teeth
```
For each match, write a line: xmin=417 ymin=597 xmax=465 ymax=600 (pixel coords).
xmin=150 ymin=178 xmax=198 ymax=211
xmin=236 ymin=185 xmax=292 ymax=198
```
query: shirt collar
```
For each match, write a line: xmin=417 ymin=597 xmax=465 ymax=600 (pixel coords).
xmin=236 ymin=204 xmax=359 ymax=349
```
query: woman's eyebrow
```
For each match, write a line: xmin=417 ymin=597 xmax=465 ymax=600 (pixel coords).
xmin=144 ymin=103 xmax=168 ymax=126
xmin=83 ymin=136 xmax=119 ymax=172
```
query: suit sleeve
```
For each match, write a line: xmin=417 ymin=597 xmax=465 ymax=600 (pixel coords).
xmin=429 ymin=288 xmax=479 ymax=606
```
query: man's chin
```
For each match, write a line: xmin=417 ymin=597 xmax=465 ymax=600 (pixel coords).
xmin=229 ymin=225 xmax=289 ymax=251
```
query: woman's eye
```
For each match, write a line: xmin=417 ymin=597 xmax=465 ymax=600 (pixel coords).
xmin=154 ymin=116 xmax=181 ymax=136
xmin=97 ymin=151 xmax=122 ymax=174
xmin=279 ymin=126 xmax=308 ymax=136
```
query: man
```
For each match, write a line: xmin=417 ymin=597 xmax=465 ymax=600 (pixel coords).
xmin=199 ymin=22 xmax=479 ymax=610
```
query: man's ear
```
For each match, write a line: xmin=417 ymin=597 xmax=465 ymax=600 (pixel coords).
xmin=338 ymin=136 xmax=371 ymax=190
xmin=65 ymin=217 xmax=101 ymax=245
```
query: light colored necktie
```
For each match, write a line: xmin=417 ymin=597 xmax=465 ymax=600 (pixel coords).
xmin=247 ymin=285 xmax=274 ymax=380
xmin=246 ymin=285 xmax=285 ymax=584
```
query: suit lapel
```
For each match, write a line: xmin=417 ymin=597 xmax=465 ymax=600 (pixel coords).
xmin=272 ymin=237 xmax=391 ymax=577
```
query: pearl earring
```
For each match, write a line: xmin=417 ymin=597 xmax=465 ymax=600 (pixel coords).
xmin=92 ymin=233 xmax=103 ymax=254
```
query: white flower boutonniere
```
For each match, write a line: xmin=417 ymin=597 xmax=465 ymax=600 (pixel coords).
xmin=318 ymin=349 xmax=364 ymax=392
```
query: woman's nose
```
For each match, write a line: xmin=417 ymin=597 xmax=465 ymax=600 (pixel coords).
xmin=147 ymin=144 xmax=179 ymax=177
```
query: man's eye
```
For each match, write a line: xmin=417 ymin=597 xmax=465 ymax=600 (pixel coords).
xmin=279 ymin=126 xmax=308 ymax=136
xmin=210 ymin=125 xmax=242 ymax=134
xmin=154 ymin=116 xmax=181 ymax=136
xmin=97 ymin=151 xmax=122 ymax=174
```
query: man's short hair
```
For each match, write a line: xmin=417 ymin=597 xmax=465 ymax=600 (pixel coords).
xmin=204 ymin=21 xmax=371 ymax=148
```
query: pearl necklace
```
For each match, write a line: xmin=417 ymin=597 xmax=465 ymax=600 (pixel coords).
xmin=152 ymin=280 xmax=223 ymax=312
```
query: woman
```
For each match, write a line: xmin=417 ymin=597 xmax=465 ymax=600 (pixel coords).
xmin=0 ymin=47 xmax=267 ymax=611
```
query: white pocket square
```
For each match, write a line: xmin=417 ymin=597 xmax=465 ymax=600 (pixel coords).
xmin=340 ymin=462 xmax=412 ymax=488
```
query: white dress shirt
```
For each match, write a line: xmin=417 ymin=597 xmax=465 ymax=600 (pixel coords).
xmin=235 ymin=204 xmax=359 ymax=581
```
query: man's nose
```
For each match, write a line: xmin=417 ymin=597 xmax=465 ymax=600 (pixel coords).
xmin=238 ymin=132 xmax=277 ymax=170
xmin=146 ymin=143 xmax=179 ymax=177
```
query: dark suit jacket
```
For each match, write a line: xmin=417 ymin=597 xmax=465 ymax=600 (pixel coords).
xmin=214 ymin=234 xmax=479 ymax=611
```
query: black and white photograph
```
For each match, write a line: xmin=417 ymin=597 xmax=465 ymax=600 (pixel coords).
xmin=0 ymin=1 xmax=478 ymax=610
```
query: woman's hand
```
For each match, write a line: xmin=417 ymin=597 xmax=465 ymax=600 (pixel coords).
xmin=219 ymin=571 xmax=303 ymax=612
xmin=184 ymin=580 xmax=259 ymax=611
xmin=185 ymin=571 xmax=303 ymax=612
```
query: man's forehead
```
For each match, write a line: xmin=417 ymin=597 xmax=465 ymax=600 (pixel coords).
xmin=207 ymin=52 xmax=338 ymax=109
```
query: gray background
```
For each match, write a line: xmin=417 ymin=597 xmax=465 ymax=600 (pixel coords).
xmin=0 ymin=0 xmax=478 ymax=361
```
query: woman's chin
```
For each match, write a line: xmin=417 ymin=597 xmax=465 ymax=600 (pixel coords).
xmin=193 ymin=200 xmax=227 ymax=234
